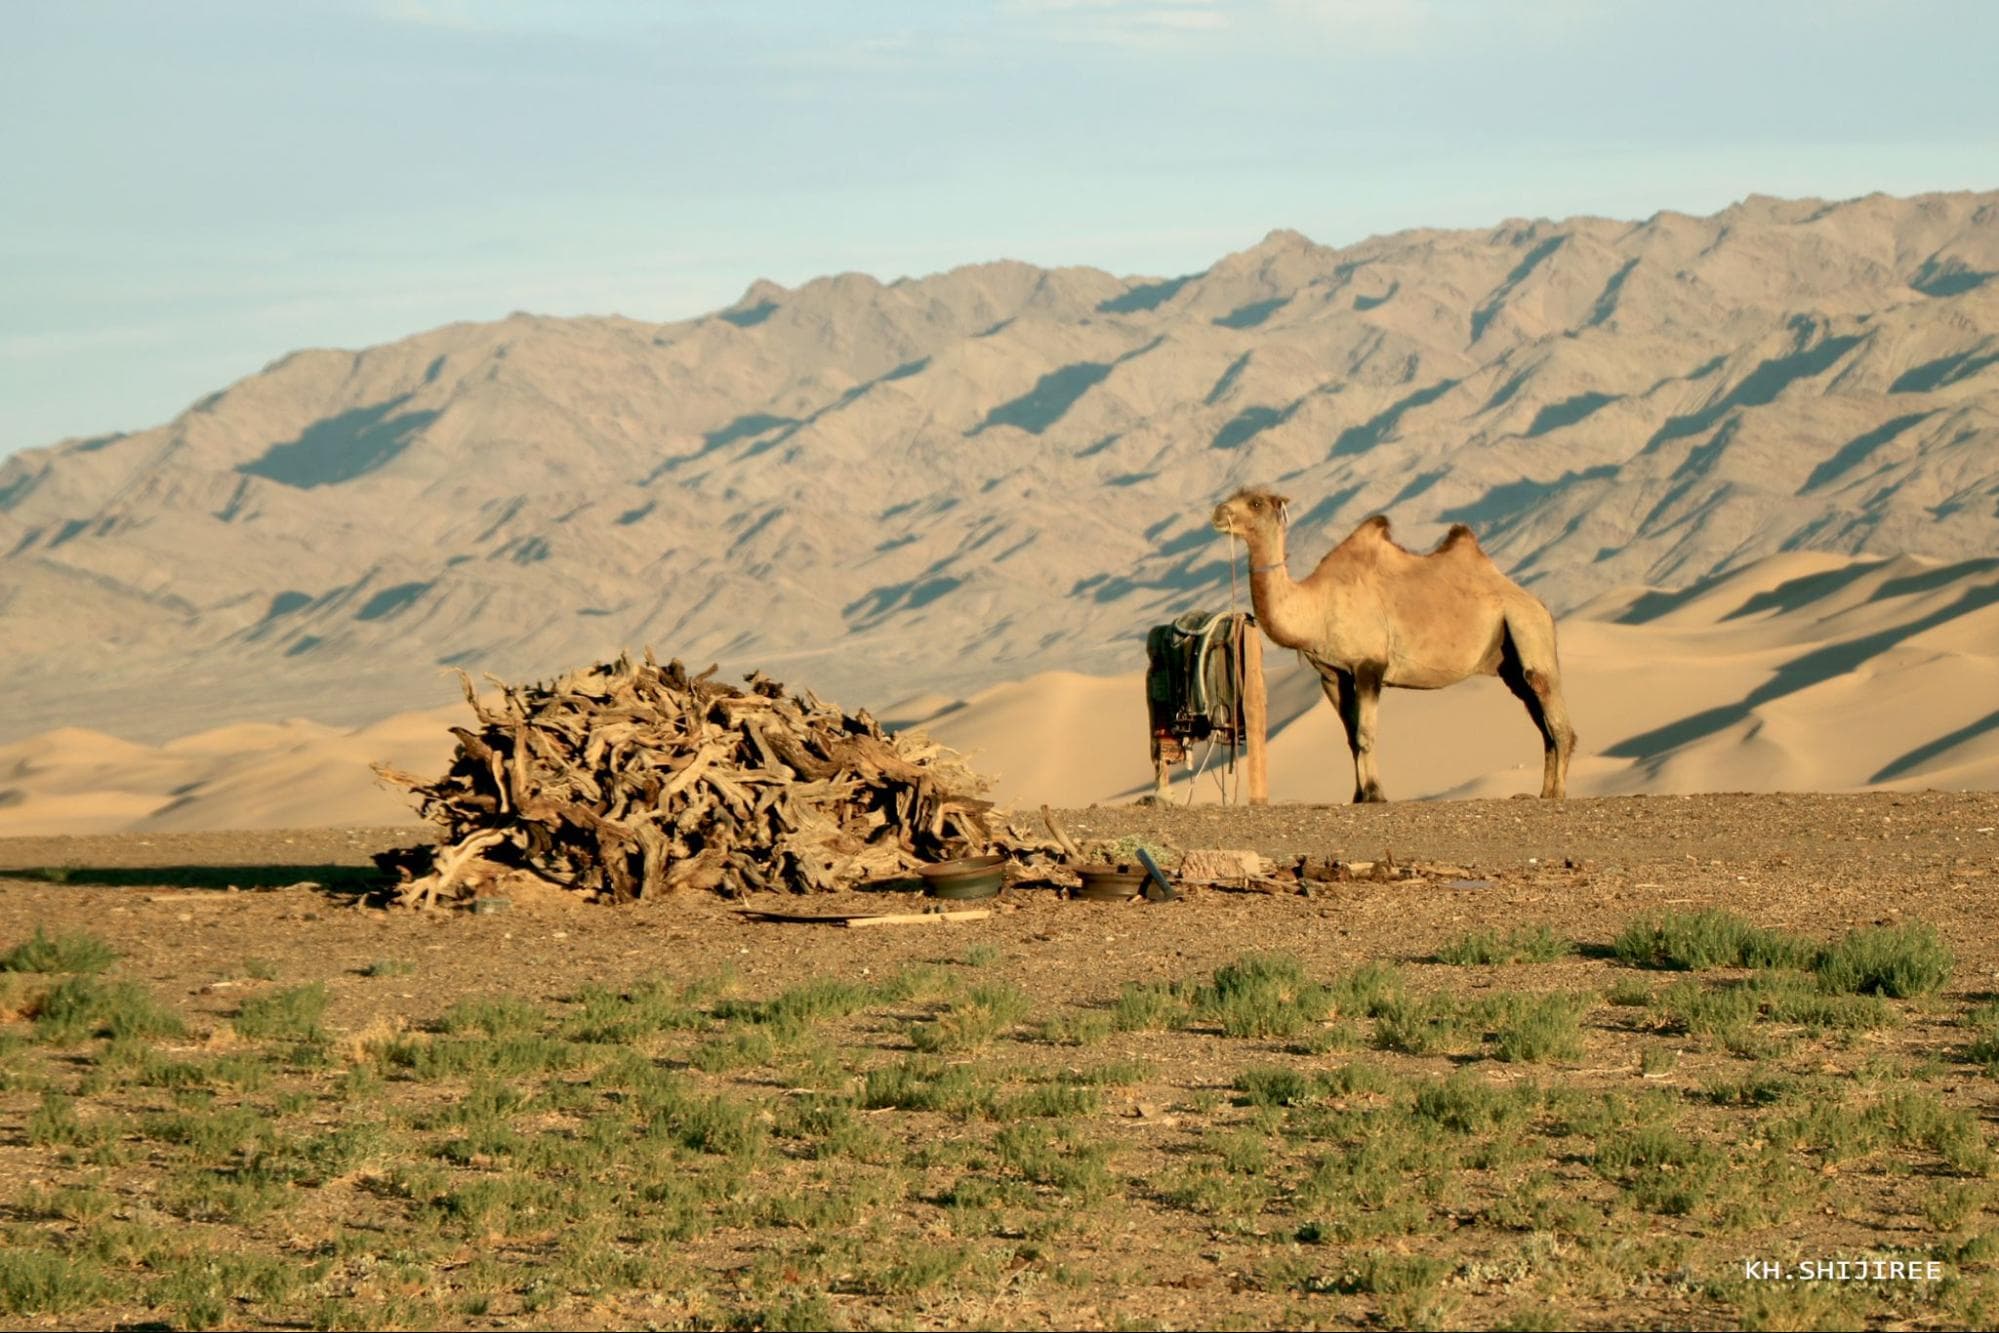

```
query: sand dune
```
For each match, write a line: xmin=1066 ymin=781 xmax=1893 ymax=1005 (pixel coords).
xmin=906 ymin=550 xmax=1999 ymax=806
xmin=2 ymin=550 xmax=1993 ymax=835
xmin=0 ymin=709 xmax=457 ymax=837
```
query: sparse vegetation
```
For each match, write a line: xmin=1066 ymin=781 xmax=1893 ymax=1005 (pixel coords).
xmin=2 ymin=927 xmax=118 ymax=975
xmin=0 ymin=894 xmax=1989 ymax=1330
xmin=233 ymin=983 xmax=329 ymax=1042
xmin=1612 ymin=909 xmax=1816 ymax=971
xmin=1816 ymin=921 xmax=1954 ymax=997
xmin=31 ymin=975 xmax=184 ymax=1044
xmin=1436 ymin=924 xmax=1572 ymax=965
xmin=1194 ymin=952 xmax=1334 ymax=1037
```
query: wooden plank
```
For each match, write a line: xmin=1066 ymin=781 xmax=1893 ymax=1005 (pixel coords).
xmin=1241 ymin=622 xmax=1269 ymax=806
xmin=734 ymin=908 xmax=991 ymax=927
xmin=843 ymin=909 xmax=991 ymax=929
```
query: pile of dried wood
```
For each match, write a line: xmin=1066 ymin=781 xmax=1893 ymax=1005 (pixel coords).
xmin=374 ymin=652 xmax=1002 ymax=906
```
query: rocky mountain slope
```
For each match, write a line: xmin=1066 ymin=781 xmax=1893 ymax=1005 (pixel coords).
xmin=3 ymin=190 xmax=1995 ymax=742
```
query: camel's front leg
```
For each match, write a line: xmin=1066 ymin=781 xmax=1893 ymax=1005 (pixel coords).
xmin=1351 ymin=666 xmax=1387 ymax=802
xmin=1319 ymin=668 xmax=1363 ymax=803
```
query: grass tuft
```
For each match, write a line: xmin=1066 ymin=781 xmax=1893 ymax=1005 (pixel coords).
xmin=1487 ymin=992 xmax=1590 ymax=1064
xmin=1196 ymin=953 xmax=1333 ymax=1038
xmin=0 ymin=1250 xmax=114 ymax=1315
xmin=1435 ymin=925 xmax=1571 ymax=966
xmin=1110 ymin=980 xmax=1187 ymax=1032
xmin=1611 ymin=909 xmax=1815 ymax=971
xmin=1815 ymin=922 xmax=1953 ymax=998
xmin=909 ymin=981 xmax=1031 ymax=1052
xmin=234 ymin=983 xmax=329 ymax=1042
xmin=2 ymin=927 xmax=119 ymax=975
xmin=32 ymin=976 xmax=184 ymax=1043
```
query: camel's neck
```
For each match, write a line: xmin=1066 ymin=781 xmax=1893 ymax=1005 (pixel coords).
xmin=1239 ymin=525 xmax=1316 ymax=650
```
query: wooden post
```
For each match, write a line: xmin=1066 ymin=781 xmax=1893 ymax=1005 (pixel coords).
xmin=1241 ymin=618 xmax=1269 ymax=805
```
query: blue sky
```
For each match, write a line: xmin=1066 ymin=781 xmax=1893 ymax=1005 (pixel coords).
xmin=4 ymin=0 xmax=1996 ymax=455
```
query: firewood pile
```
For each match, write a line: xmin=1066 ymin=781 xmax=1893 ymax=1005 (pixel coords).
xmin=373 ymin=652 xmax=1006 ymax=907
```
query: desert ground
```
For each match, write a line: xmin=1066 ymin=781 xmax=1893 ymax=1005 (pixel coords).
xmin=4 ymin=791 xmax=1998 ymax=1330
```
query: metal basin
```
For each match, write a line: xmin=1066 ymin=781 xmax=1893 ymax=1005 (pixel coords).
xmin=919 ymin=854 xmax=1005 ymax=900
xmin=1074 ymin=863 xmax=1146 ymax=901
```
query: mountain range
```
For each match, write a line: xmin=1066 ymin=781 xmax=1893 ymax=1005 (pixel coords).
xmin=3 ymin=189 xmax=1996 ymax=745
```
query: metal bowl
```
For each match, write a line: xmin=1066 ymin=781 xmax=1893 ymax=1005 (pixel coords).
xmin=919 ymin=854 xmax=1005 ymax=900
xmin=1074 ymin=863 xmax=1146 ymax=901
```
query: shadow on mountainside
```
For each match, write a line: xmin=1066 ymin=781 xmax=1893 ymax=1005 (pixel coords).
xmin=1645 ymin=325 xmax=1866 ymax=451
xmin=238 ymin=397 xmax=440 ymax=489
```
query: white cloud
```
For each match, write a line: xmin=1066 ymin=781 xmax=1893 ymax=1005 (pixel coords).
xmin=374 ymin=0 xmax=484 ymax=32
xmin=0 ymin=326 xmax=180 ymax=359
xmin=1147 ymin=9 xmax=1229 ymax=29
xmin=1009 ymin=0 xmax=1220 ymax=11
xmin=1269 ymin=0 xmax=1605 ymax=55
xmin=1004 ymin=0 xmax=1231 ymax=47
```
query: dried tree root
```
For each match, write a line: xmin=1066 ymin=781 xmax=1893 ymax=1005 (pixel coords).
xmin=376 ymin=651 xmax=1025 ymax=905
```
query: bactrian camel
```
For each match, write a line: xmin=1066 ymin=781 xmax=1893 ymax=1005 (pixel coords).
xmin=1211 ymin=486 xmax=1576 ymax=802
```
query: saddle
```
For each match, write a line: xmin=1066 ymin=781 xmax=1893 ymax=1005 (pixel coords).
xmin=1144 ymin=610 xmax=1255 ymax=762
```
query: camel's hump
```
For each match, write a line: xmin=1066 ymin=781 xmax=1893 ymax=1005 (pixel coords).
xmin=1434 ymin=523 xmax=1481 ymax=554
xmin=1334 ymin=514 xmax=1408 ymax=559
xmin=1352 ymin=514 xmax=1393 ymax=539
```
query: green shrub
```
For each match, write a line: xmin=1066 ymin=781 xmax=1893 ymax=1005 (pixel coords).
xmin=861 ymin=1057 xmax=994 ymax=1117
xmin=1196 ymin=953 xmax=1333 ymax=1038
xmin=1410 ymin=1072 xmax=1536 ymax=1134
xmin=1611 ymin=910 xmax=1815 ymax=971
xmin=1110 ymin=981 xmax=1186 ymax=1032
xmin=0 ymin=1249 xmax=113 ymax=1315
xmin=1815 ymin=922 xmax=1953 ymax=998
xmin=1592 ymin=1124 xmax=1725 ymax=1215
xmin=1326 ymin=961 xmax=1407 ymax=1019
xmin=562 ymin=981 xmax=702 ymax=1043
xmin=1436 ymin=925 xmax=1571 ymax=966
xmin=438 ymin=994 xmax=546 ymax=1037
xmin=1 ymin=927 xmax=118 ymax=975
xmin=1487 ymin=992 xmax=1590 ymax=1064
xmin=27 ymin=1091 xmax=107 ymax=1147
xmin=32 ymin=976 xmax=184 ymax=1043
xmin=1965 ymin=1002 xmax=1999 ymax=1072
xmin=234 ymin=983 xmax=328 ymax=1041
xmin=909 ymin=981 xmax=1031 ymax=1052
xmin=714 ymin=978 xmax=872 ymax=1033
xmin=1233 ymin=1065 xmax=1316 ymax=1107
xmin=1373 ymin=994 xmax=1476 ymax=1056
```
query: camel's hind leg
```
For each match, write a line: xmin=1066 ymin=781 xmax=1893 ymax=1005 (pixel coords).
xmin=1352 ymin=667 xmax=1387 ymax=802
xmin=1497 ymin=622 xmax=1576 ymax=798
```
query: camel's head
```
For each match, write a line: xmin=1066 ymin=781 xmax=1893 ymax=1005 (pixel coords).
xmin=1211 ymin=486 xmax=1291 ymax=539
